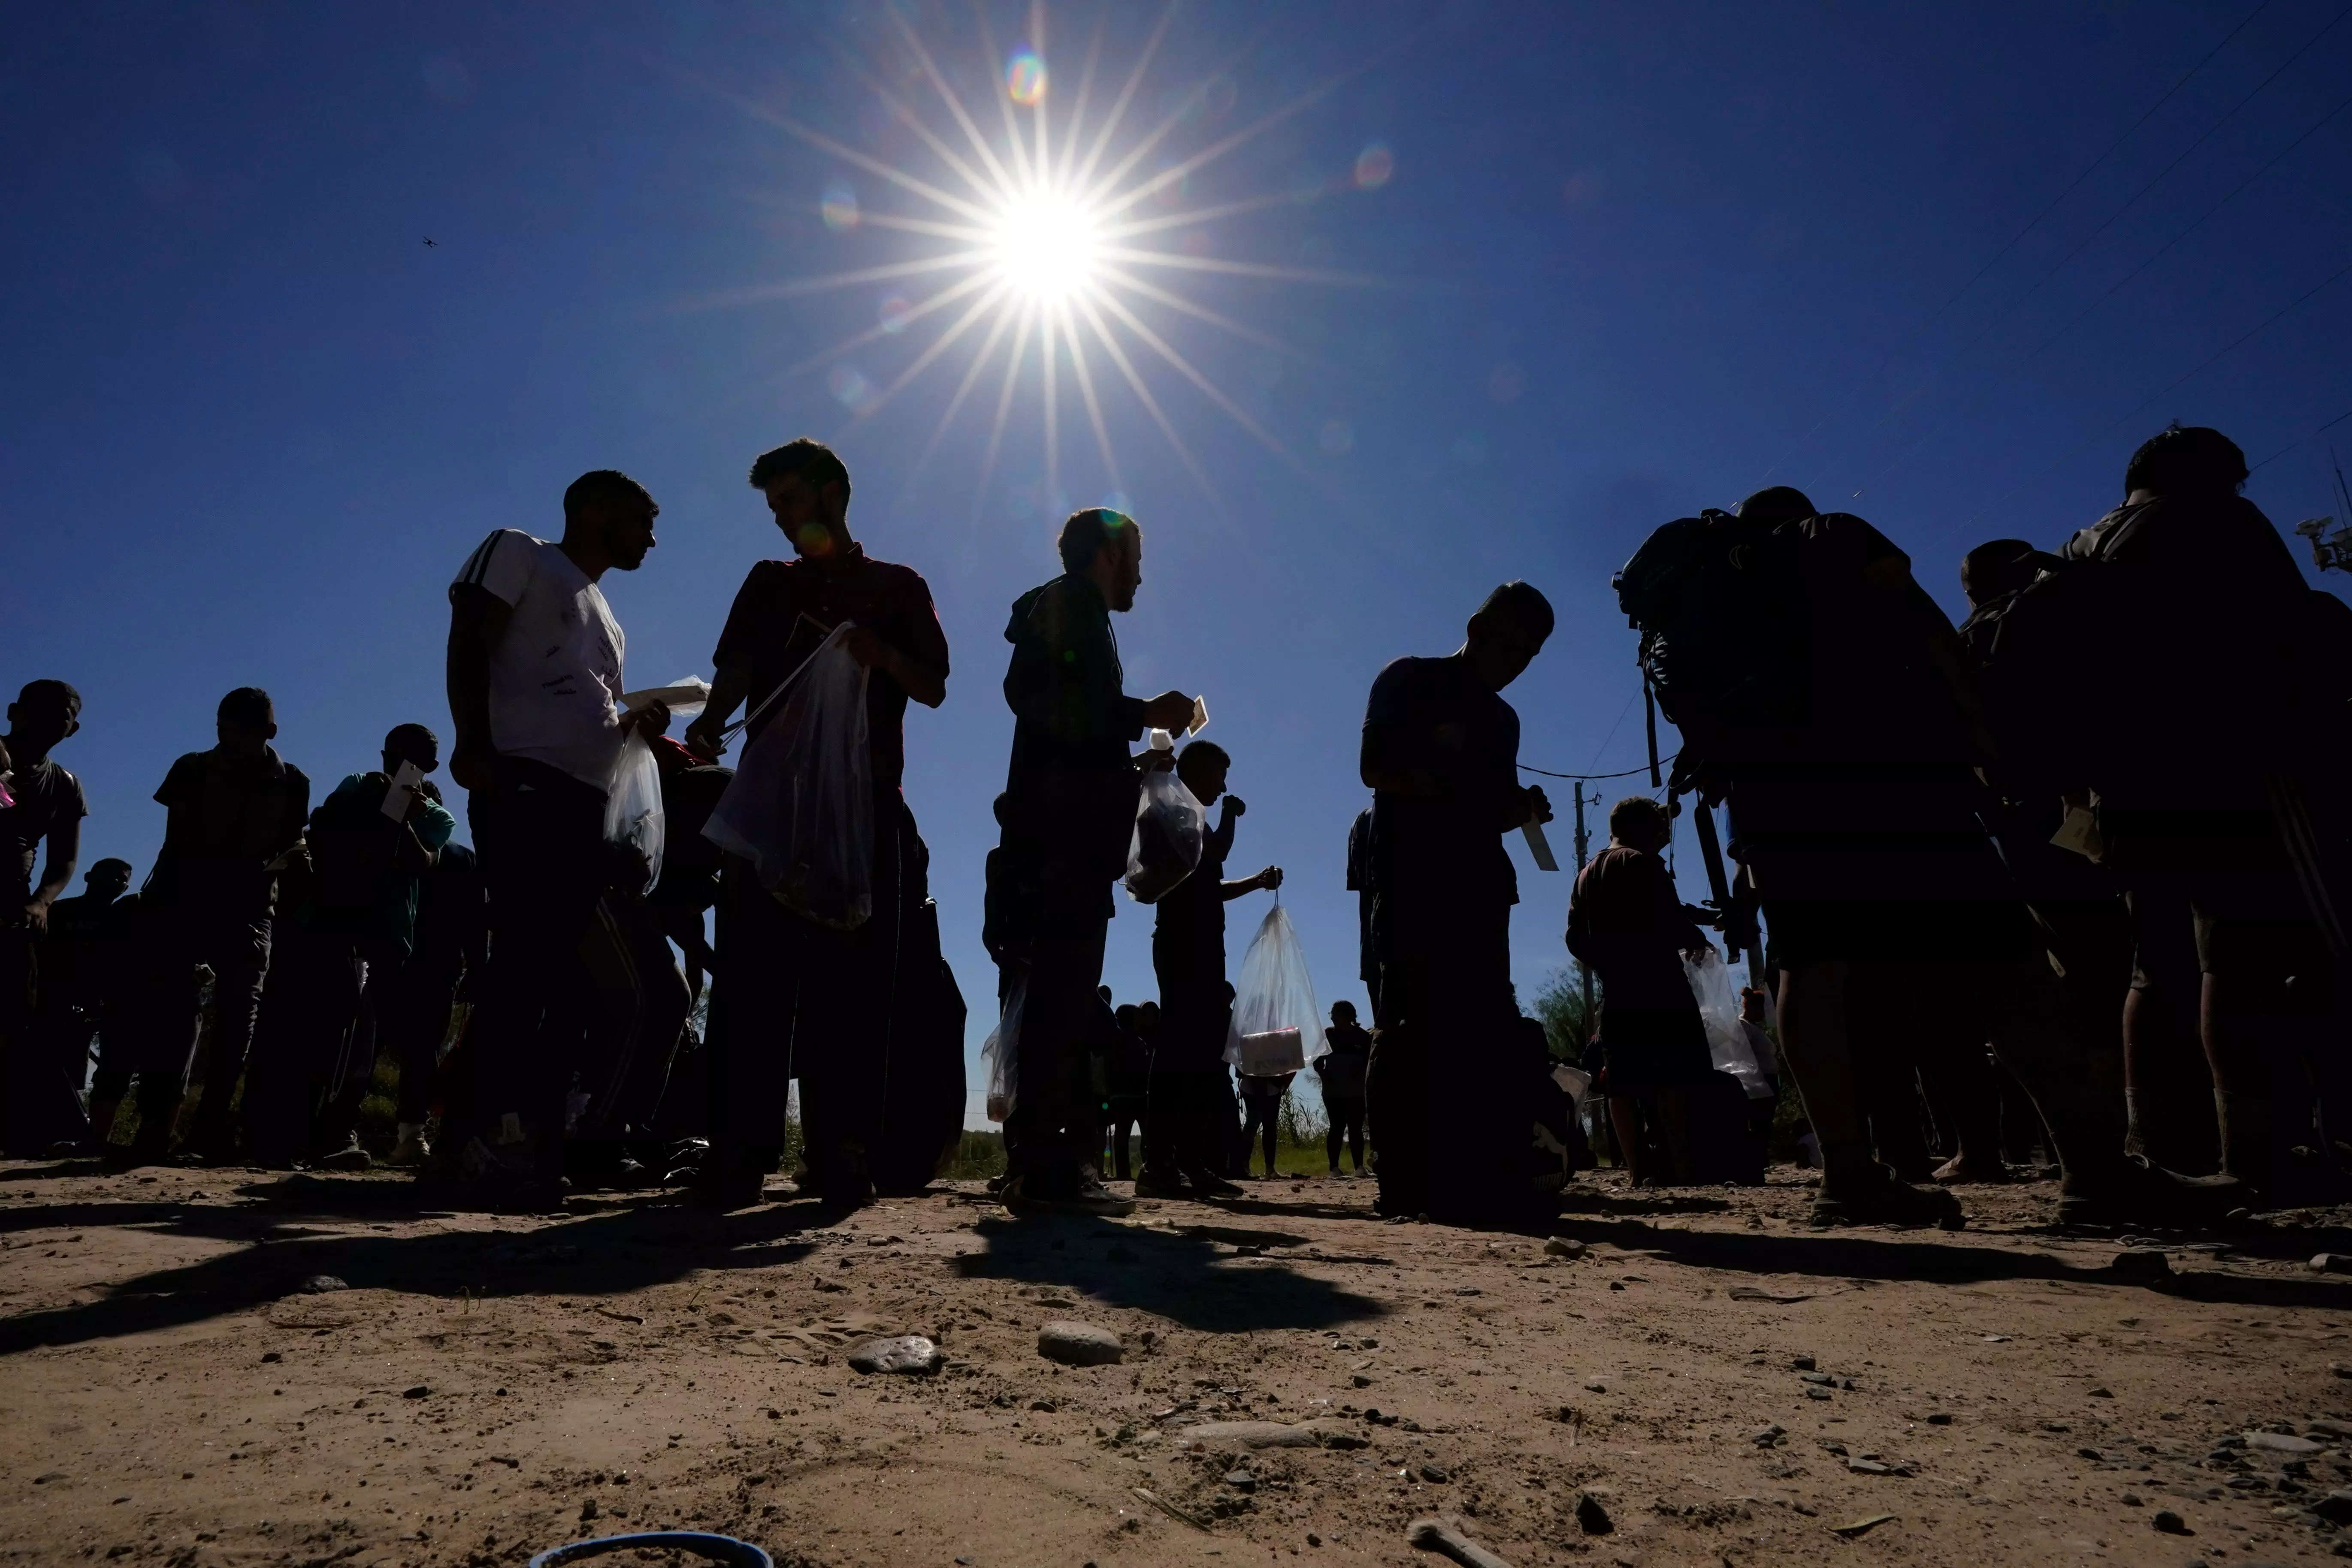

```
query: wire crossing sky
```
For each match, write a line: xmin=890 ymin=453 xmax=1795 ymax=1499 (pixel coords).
xmin=6 ymin=2 xmax=2351 ymax=1121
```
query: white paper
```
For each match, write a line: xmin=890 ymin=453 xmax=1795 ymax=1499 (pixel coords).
xmin=1521 ymin=820 xmax=1559 ymax=872
xmin=1188 ymin=695 xmax=1209 ymax=736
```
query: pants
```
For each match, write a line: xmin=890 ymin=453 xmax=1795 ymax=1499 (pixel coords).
xmin=237 ymin=921 xmax=365 ymax=1165
xmin=708 ymin=797 xmax=923 ymax=1189
xmin=1004 ymin=920 xmax=1111 ymax=1184
xmin=383 ymin=956 xmax=462 ymax=1125
xmin=110 ymin=904 xmax=271 ymax=1151
xmin=2 ymin=927 xmax=95 ymax=1154
xmin=1371 ymin=901 xmax=1517 ymax=1222
xmin=1324 ymin=1094 xmax=1366 ymax=1170
xmin=468 ymin=756 xmax=609 ymax=1161
xmin=1239 ymin=1091 xmax=1282 ymax=1175
xmin=1143 ymin=973 xmax=1231 ymax=1177
xmin=574 ymin=893 xmax=693 ymax=1140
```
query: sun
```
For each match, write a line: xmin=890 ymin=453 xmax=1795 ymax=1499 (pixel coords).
xmin=990 ymin=187 xmax=1103 ymax=303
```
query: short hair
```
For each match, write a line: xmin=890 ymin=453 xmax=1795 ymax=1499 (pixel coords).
xmin=1176 ymin=740 xmax=1230 ymax=779
xmin=562 ymin=469 xmax=655 ymax=523
xmin=2124 ymin=424 xmax=2247 ymax=498
xmin=1475 ymin=580 xmax=1555 ymax=642
xmin=1331 ymin=999 xmax=1358 ymax=1021
xmin=747 ymin=438 xmax=852 ymax=498
xmin=1960 ymin=538 xmax=2036 ymax=602
xmin=14 ymin=679 xmax=81 ymax=714
xmin=383 ymin=722 xmax=438 ymax=761
xmin=1608 ymin=794 xmax=1671 ymax=842
xmin=1057 ymin=507 xmax=1135 ymax=574
xmin=217 ymin=687 xmax=273 ymax=729
xmin=88 ymin=858 xmax=132 ymax=880
xmin=1736 ymin=486 xmax=1817 ymax=526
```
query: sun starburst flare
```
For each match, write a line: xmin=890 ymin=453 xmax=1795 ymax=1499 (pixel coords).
xmin=696 ymin=1 xmax=1400 ymax=517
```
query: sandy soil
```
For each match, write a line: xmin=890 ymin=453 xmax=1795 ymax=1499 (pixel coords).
xmin=3 ymin=1161 xmax=2351 ymax=1568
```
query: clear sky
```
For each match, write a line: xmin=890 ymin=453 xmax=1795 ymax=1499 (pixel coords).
xmin=8 ymin=1 xmax=2351 ymax=1122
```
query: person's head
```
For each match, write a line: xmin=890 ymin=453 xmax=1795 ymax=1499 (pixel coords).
xmin=381 ymin=722 xmax=440 ymax=777
xmin=1735 ymin=486 xmax=1817 ymax=528
xmin=749 ymin=438 xmax=853 ymax=562
xmin=2123 ymin=424 xmax=2247 ymax=501
xmin=1097 ymin=984 xmax=1113 ymax=1004
xmin=1959 ymin=538 xmax=2037 ymax=607
xmin=1331 ymin=999 xmax=1358 ymax=1026
xmin=1114 ymin=1003 xmax=1139 ymax=1029
xmin=85 ymin=858 xmax=133 ymax=898
xmin=1608 ymin=794 xmax=1672 ymax=854
xmin=1176 ymin=740 xmax=1230 ymax=806
xmin=1464 ymin=581 xmax=1554 ymax=692
xmin=1058 ymin=507 xmax=1142 ymax=611
xmin=561 ymin=469 xmax=659 ymax=572
xmin=1135 ymin=999 xmax=1161 ymax=1028
xmin=1739 ymin=986 xmax=1770 ymax=1024
xmin=5 ymin=679 xmax=82 ymax=756
xmin=215 ymin=687 xmax=276 ymax=757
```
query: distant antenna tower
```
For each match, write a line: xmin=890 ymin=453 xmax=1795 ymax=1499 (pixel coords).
xmin=2295 ymin=447 xmax=2352 ymax=573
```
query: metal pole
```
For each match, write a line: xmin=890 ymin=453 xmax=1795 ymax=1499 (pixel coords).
xmin=1572 ymin=787 xmax=1596 ymax=1025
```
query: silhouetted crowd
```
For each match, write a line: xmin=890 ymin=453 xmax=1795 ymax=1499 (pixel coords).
xmin=3 ymin=424 xmax=2345 ymax=1232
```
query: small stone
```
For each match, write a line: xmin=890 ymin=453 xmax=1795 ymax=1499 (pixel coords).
xmin=846 ymin=1336 xmax=944 ymax=1376
xmin=1028 ymin=1399 xmax=1057 ymax=1413
xmin=2077 ymin=1447 xmax=2104 ymax=1461
xmin=1419 ymin=1464 xmax=1450 ymax=1483
xmin=1806 ymin=1387 xmax=1832 ymax=1401
xmin=1584 ymin=1381 xmax=1607 ymax=1394
xmin=1750 ymin=1423 xmax=1786 ymax=1447
xmin=2110 ymin=1248 xmax=2173 ymax=1283
xmin=2151 ymin=1509 xmax=2192 ymax=1535
xmin=1306 ymin=1533 xmax=1321 ymax=1547
xmin=1224 ymin=1470 xmax=1256 ymax=1492
xmin=2313 ymin=1254 xmax=2352 ymax=1274
xmin=1575 ymin=1492 xmax=1613 ymax=1535
xmin=2121 ymin=1492 xmax=2142 ymax=1506
xmin=1037 ymin=1321 xmax=1123 ymax=1366
xmin=1351 ymin=1374 xmax=1373 ymax=1388
xmin=1801 ymin=1372 xmax=1835 ymax=1386
xmin=2336 ymin=1363 xmax=2352 ymax=1380
xmin=402 ymin=1386 xmax=429 ymax=1400
xmin=1544 ymin=1237 xmax=1588 ymax=1259
xmin=2246 ymin=1432 xmax=2325 ymax=1455
xmin=1607 ymin=1281 xmax=1625 ymax=1292
xmin=579 ymin=1499 xmax=599 ymax=1522
xmin=298 ymin=1275 xmax=347 ymax=1294
xmin=260 ymin=1353 xmax=281 ymax=1364
xmin=1926 ymin=1412 xmax=1953 ymax=1426
xmin=1791 ymin=1355 xmax=1817 ymax=1372
xmin=2311 ymin=1489 xmax=2352 ymax=1524
xmin=2089 ymin=1387 xmax=2114 ymax=1399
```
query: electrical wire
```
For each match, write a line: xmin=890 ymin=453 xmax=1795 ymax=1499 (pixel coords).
xmin=1518 ymin=753 xmax=1679 ymax=782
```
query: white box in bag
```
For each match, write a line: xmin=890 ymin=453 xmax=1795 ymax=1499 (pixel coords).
xmin=1238 ymin=1026 xmax=1304 ymax=1075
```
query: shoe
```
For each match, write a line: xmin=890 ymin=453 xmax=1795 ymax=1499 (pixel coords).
xmin=1132 ymin=1167 xmax=1187 ymax=1199
xmin=689 ymin=1168 xmax=767 ymax=1211
xmin=385 ymin=1124 xmax=431 ymax=1169
xmin=1810 ymin=1178 xmax=1965 ymax=1230
xmin=1001 ymin=1172 xmax=1137 ymax=1218
xmin=2056 ymin=1159 xmax=2243 ymax=1228
xmin=318 ymin=1138 xmax=373 ymax=1173
xmin=1184 ymin=1169 xmax=1244 ymax=1199
xmin=1931 ymin=1153 xmax=2010 ymax=1185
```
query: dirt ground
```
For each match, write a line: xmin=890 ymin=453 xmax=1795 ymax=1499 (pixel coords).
xmin=4 ymin=1161 xmax=2352 ymax=1568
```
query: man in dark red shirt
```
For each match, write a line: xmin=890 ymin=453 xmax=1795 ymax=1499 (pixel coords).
xmin=687 ymin=438 xmax=950 ymax=1209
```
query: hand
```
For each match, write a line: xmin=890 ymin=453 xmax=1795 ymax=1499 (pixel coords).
xmin=685 ymin=714 xmax=729 ymax=762
xmin=21 ymin=900 xmax=49 ymax=935
xmin=628 ymin=699 xmax=671 ymax=740
xmin=1222 ymin=795 xmax=1247 ymax=819
xmin=844 ymin=625 xmax=888 ymax=668
xmin=1142 ymin=690 xmax=1195 ymax=731
xmin=1257 ymin=866 xmax=1283 ymax=892
xmin=1523 ymin=784 xmax=1554 ymax=826
xmin=450 ymin=744 xmax=497 ymax=795
xmin=1137 ymin=747 xmax=1176 ymax=773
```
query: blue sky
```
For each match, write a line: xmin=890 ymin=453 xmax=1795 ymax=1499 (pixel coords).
xmin=8 ymin=1 xmax=2352 ymax=1120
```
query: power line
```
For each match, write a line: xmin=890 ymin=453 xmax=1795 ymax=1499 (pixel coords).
xmin=1519 ymin=753 xmax=1678 ymax=782
xmin=1756 ymin=0 xmax=2274 ymax=483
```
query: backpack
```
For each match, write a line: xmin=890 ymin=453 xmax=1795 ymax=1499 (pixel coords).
xmin=1612 ymin=509 xmax=1814 ymax=745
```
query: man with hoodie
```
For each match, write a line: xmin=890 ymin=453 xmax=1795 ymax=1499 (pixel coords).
xmin=995 ymin=507 xmax=1197 ymax=1215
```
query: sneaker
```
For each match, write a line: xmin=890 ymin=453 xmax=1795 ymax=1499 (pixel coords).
xmin=1184 ymin=1169 xmax=1245 ymax=1199
xmin=689 ymin=1167 xmax=768 ymax=1211
xmin=1132 ymin=1166 xmax=1188 ymax=1199
xmin=1003 ymin=1172 xmax=1136 ymax=1218
xmin=385 ymin=1124 xmax=431 ymax=1169
xmin=318 ymin=1138 xmax=373 ymax=1173
xmin=1809 ymin=1178 xmax=1964 ymax=1230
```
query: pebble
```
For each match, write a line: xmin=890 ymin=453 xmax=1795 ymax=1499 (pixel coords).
xmin=1750 ymin=1424 xmax=1786 ymax=1447
xmin=2310 ymin=1254 xmax=2352 ymax=1275
xmin=2311 ymin=1490 xmax=2352 ymax=1523
xmin=1574 ymin=1493 xmax=1613 ymax=1535
xmin=2110 ymin=1248 xmax=2173 ymax=1283
xmin=1791 ymin=1355 xmax=1817 ymax=1371
xmin=1800 ymin=1372 xmax=1835 ymax=1386
xmin=1806 ymin=1388 xmax=1832 ymax=1401
xmin=401 ymin=1386 xmax=429 ymax=1400
xmin=1419 ymin=1464 xmax=1450 ymax=1483
xmin=298 ymin=1275 xmax=347 ymax=1294
xmin=1037 ymin=1321 xmax=1123 ymax=1366
xmin=1583 ymin=1381 xmax=1607 ymax=1394
xmin=2151 ymin=1509 xmax=2192 ymax=1535
xmin=1926 ymin=1412 xmax=1953 ymax=1426
xmin=1224 ymin=1471 xmax=1256 ymax=1493
xmin=2243 ymin=1432 xmax=2324 ymax=1456
xmin=846 ymin=1336 xmax=944 ymax=1376
xmin=1545 ymin=1237 xmax=1589 ymax=1259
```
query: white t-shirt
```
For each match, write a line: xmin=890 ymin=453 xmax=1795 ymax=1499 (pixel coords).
xmin=450 ymin=530 xmax=626 ymax=788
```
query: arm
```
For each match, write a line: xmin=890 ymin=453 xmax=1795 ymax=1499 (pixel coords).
xmin=24 ymin=815 xmax=79 ymax=931
xmin=1360 ymin=720 xmax=1443 ymax=797
xmin=446 ymin=583 xmax=513 ymax=794
xmin=846 ymin=628 xmax=946 ymax=708
xmin=685 ymin=661 xmax=756 ymax=760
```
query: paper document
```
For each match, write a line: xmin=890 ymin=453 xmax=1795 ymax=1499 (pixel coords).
xmin=1521 ymin=820 xmax=1559 ymax=872
xmin=381 ymin=761 xmax=424 ymax=821
xmin=2049 ymin=804 xmax=2102 ymax=861
xmin=1188 ymin=695 xmax=1209 ymax=736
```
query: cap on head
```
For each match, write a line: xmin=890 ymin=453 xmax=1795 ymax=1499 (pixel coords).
xmin=748 ymin=437 xmax=852 ymax=498
xmin=2123 ymin=424 xmax=2246 ymax=499
xmin=1608 ymin=793 xmax=1672 ymax=844
xmin=1058 ymin=507 xmax=1135 ymax=574
xmin=88 ymin=857 xmax=133 ymax=883
xmin=1735 ymin=486 xmax=1817 ymax=527
xmin=217 ymin=686 xmax=273 ymax=731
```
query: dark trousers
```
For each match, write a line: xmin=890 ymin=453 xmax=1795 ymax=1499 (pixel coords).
xmin=1371 ymin=902 xmax=1515 ymax=1222
xmin=1324 ymin=1094 xmax=1366 ymax=1171
xmin=238 ymin=921 xmax=364 ymax=1164
xmin=1143 ymin=976 xmax=1230 ymax=1177
xmin=1239 ymin=1090 xmax=1282 ymax=1175
xmin=150 ymin=908 xmax=273 ymax=1152
xmin=384 ymin=957 xmax=461 ymax=1124
xmin=3 ymin=928 xmax=96 ymax=1154
xmin=1004 ymin=920 xmax=1110 ymax=1183
xmin=575 ymin=892 xmax=693 ymax=1140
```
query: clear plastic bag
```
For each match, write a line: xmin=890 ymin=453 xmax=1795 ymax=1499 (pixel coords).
xmin=1224 ymin=901 xmax=1324 ymax=1071
xmin=981 ymin=976 xmax=1025 ymax=1123
xmin=702 ymin=625 xmax=874 ymax=929
xmin=1124 ymin=729 xmax=1206 ymax=903
xmin=604 ymin=677 xmax=711 ymax=894
xmin=1682 ymin=947 xmax=1772 ymax=1100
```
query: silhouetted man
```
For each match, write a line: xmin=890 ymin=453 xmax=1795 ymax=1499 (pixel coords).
xmin=1360 ymin=582 xmax=1554 ymax=1223
xmin=0 ymin=680 xmax=88 ymax=1155
xmin=685 ymin=438 xmax=950 ymax=1210
xmin=447 ymin=469 xmax=667 ymax=1207
xmin=1138 ymin=739 xmax=1281 ymax=1196
xmin=1315 ymin=1000 xmax=1370 ymax=1175
xmin=995 ymin=507 xmax=1196 ymax=1215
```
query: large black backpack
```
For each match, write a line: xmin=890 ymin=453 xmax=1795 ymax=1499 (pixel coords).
xmin=1612 ymin=509 xmax=1815 ymax=744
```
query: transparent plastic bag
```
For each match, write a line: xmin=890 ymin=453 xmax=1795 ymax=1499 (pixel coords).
xmin=703 ymin=625 xmax=874 ymax=929
xmin=1224 ymin=901 xmax=1323 ymax=1071
xmin=604 ymin=677 xmax=711 ymax=894
xmin=1124 ymin=729 xmax=1206 ymax=903
xmin=981 ymin=976 xmax=1025 ymax=1123
xmin=1682 ymin=947 xmax=1772 ymax=1099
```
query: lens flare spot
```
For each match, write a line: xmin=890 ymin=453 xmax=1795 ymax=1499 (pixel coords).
xmin=1319 ymin=419 xmax=1354 ymax=456
xmin=1006 ymin=50 xmax=1047 ymax=106
xmin=1353 ymin=142 xmax=1394 ymax=190
xmin=991 ymin=189 xmax=1103 ymax=301
xmin=878 ymin=294 xmax=913 ymax=333
xmin=821 ymin=180 xmax=859 ymax=232
xmin=827 ymin=363 xmax=876 ymax=413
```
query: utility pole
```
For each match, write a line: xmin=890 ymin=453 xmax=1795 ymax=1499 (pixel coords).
xmin=1570 ymin=786 xmax=1595 ymax=1024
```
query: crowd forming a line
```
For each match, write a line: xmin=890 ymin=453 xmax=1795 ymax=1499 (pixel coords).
xmin=2 ymin=423 xmax=2347 ymax=1232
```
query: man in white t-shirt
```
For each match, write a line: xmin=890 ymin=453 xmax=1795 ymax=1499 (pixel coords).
xmin=444 ymin=469 xmax=667 ymax=1205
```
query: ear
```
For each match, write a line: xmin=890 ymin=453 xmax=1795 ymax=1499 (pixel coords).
xmin=265 ymin=722 xmax=280 ymax=741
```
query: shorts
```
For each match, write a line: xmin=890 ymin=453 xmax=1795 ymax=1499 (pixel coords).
xmin=1594 ymin=1005 xmax=1717 ymax=1094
